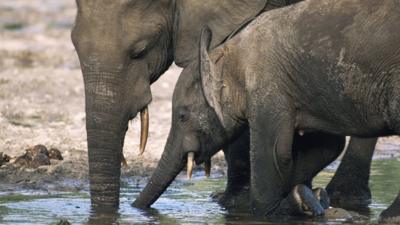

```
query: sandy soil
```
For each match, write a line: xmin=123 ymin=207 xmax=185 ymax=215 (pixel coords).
xmin=0 ymin=0 xmax=399 ymax=192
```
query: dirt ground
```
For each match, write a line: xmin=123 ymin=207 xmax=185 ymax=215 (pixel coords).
xmin=0 ymin=0 xmax=399 ymax=192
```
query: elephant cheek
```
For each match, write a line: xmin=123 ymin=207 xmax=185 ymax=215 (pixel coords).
xmin=182 ymin=134 xmax=200 ymax=153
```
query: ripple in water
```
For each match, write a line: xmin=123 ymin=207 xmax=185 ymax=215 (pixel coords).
xmin=0 ymin=159 xmax=399 ymax=225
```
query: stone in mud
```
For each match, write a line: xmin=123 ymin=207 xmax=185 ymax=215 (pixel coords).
xmin=49 ymin=148 xmax=63 ymax=160
xmin=14 ymin=153 xmax=51 ymax=169
xmin=30 ymin=153 xmax=51 ymax=168
xmin=14 ymin=154 xmax=30 ymax=167
xmin=26 ymin=144 xmax=49 ymax=158
xmin=324 ymin=207 xmax=352 ymax=220
xmin=380 ymin=216 xmax=400 ymax=224
xmin=13 ymin=145 xmax=63 ymax=169
xmin=0 ymin=152 xmax=11 ymax=166
xmin=312 ymin=208 xmax=369 ymax=223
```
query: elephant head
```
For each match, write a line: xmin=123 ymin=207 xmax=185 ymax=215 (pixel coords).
xmin=133 ymin=28 xmax=247 ymax=208
xmin=71 ymin=0 xmax=270 ymax=209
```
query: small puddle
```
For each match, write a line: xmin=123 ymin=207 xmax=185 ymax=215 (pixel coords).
xmin=0 ymin=158 xmax=399 ymax=225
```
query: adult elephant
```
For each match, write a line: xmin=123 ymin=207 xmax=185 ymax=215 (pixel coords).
xmin=71 ymin=0 xmax=375 ymax=209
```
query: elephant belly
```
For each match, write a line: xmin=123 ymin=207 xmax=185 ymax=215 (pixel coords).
xmin=294 ymin=109 xmax=391 ymax=138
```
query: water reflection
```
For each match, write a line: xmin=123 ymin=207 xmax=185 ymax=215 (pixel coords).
xmin=87 ymin=210 xmax=120 ymax=225
xmin=0 ymin=159 xmax=400 ymax=224
xmin=135 ymin=208 xmax=182 ymax=225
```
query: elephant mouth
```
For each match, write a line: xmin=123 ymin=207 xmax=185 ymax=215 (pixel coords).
xmin=185 ymin=152 xmax=211 ymax=179
xmin=186 ymin=152 xmax=195 ymax=179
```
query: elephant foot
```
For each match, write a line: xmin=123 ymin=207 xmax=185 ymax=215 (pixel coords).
xmin=326 ymin=182 xmax=371 ymax=208
xmin=380 ymin=195 xmax=400 ymax=224
xmin=380 ymin=213 xmax=400 ymax=225
xmin=210 ymin=190 xmax=225 ymax=202
xmin=210 ymin=185 xmax=251 ymax=211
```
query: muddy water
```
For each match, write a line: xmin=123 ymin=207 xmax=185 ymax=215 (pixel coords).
xmin=1 ymin=159 xmax=399 ymax=225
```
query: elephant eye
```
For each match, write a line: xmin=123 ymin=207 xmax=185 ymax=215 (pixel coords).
xmin=129 ymin=48 xmax=147 ymax=60
xmin=178 ymin=108 xmax=189 ymax=122
xmin=128 ymin=40 xmax=150 ymax=60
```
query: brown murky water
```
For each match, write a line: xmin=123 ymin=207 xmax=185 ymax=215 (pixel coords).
xmin=0 ymin=158 xmax=399 ymax=225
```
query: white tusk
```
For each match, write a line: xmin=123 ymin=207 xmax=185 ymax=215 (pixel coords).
xmin=187 ymin=152 xmax=195 ymax=179
xmin=138 ymin=107 xmax=149 ymax=156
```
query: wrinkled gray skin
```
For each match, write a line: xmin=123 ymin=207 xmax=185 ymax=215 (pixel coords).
xmin=71 ymin=0 xmax=275 ymax=209
xmin=71 ymin=0 xmax=376 ymax=211
xmin=134 ymin=0 xmax=400 ymax=218
xmin=326 ymin=137 xmax=377 ymax=208
xmin=70 ymin=0 xmax=303 ymax=209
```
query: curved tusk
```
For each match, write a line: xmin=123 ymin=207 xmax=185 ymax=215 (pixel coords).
xmin=204 ymin=159 xmax=211 ymax=178
xmin=121 ymin=153 xmax=128 ymax=167
xmin=138 ymin=107 xmax=149 ymax=156
xmin=187 ymin=152 xmax=195 ymax=179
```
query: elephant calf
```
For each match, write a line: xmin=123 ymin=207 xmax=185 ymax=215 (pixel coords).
xmin=135 ymin=0 xmax=400 ymax=218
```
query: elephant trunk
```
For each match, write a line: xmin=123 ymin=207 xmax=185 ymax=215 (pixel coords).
xmin=84 ymin=70 xmax=129 ymax=209
xmin=133 ymin=136 xmax=184 ymax=208
xmin=87 ymin=126 xmax=123 ymax=209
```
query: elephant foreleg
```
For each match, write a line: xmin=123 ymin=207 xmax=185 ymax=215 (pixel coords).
xmin=248 ymin=102 xmax=298 ymax=216
xmin=212 ymin=128 xmax=251 ymax=211
xmin=326 ymin=137 xmax=377 ymax=208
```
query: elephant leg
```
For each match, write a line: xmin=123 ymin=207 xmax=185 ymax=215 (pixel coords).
xmin=275 ymin=133 xmax=345 ymax=215
xmin=326 ymin=137 xmax=377 ymax=208
xmin=290 ymin=133 xmax=346 ymax=187
xmin=380 ymin=192 xmax=400 ymax=223
xmin=248 ymin=105 xmax=299 ymax=216
xmin=212 ymin=128 xmax=251 ymax=210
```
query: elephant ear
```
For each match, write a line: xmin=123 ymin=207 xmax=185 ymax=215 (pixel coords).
xmin=199 ymin=28 xmax=225 ymax=126
xmin=173 ymin=0 xmax=268 ymax=67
